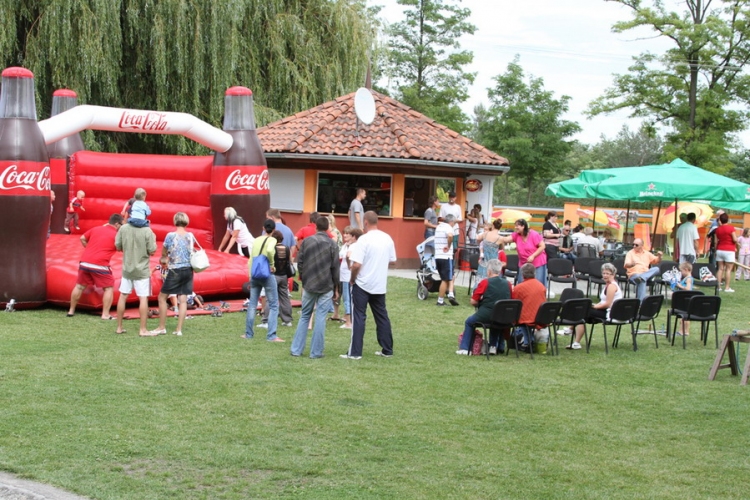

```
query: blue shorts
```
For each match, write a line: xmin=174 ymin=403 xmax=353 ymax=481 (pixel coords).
xmin=436 ymin=258 xmax=453 ymax=281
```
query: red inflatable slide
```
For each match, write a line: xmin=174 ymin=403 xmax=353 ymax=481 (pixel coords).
xmin=45 ymin=151 xmax=250 ymax=309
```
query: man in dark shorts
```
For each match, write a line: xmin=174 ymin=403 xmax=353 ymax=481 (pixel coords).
xmin=434 ymin=214 xmax=459 ymax=306
xmin=67 ymin=214 xmax=124 ymax=319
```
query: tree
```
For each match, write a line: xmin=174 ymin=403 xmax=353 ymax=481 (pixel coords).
xmin=592 ymin=124 xmax=664 ymax=168
xmin=0 ymin=0 xmax=376 ymax=155
xmin=588 ymin=0 xmax=750 ymax=172
xmin=383 ymin=0 xmax=476 ymax=134
xmin=477 ymin=57 xmax=581 ymax=205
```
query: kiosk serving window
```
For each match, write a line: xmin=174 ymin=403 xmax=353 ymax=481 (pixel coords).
xmin=403 ymin=177 xmax=456 ymax=218
xmin=317 ymin=172 xmax=392 ymax=216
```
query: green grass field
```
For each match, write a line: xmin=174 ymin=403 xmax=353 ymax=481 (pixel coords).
xmin=1 ymin=276 xmax=749 ymax=499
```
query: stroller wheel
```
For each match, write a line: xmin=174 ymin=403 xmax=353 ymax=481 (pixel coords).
xmin=417 ymin=284 xmax=429 ymax=300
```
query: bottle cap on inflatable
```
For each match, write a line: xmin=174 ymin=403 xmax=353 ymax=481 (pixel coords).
xmin=51 ymin=89 xmax=80 ymax=115
xmin=0 ymin=67 xmax=37 ymax=119
xmin=223 ymin=86 xmax=256 ymax=131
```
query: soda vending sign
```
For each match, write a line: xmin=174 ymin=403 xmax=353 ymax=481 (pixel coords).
xmin=211 ymin=166 xmax=270 ymax=195
xmin=0 ymin=161 xmax=50 ymax=195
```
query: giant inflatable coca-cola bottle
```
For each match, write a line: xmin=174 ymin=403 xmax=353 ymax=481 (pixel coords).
xmin=0 ymin=67 xmax=50 ymax=307
xmin=47 ymin=89 xmax=85 ymax=234
xmin=210 ymin=86 xmax=270 ymax=248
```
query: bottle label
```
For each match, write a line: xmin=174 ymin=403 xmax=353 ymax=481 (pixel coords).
xmin=212 ymin=166 xmax=269 ymax=195
xmin=0 ymin=161 xmax=51 ymax=195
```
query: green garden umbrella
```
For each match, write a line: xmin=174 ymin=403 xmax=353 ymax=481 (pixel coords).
xmin=582 ymin=159 xmax=750 ymax=203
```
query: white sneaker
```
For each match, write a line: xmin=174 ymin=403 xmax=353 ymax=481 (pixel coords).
xmin=566 ymin=342 xmax=582 ymax=350
xmin=339 ymin=354 xmax=362 ymax=360
xmin=282 ymin=322 xmax=293 ymax=327
xmin=257 ymin=323 xmax=268 ymax=328
xmin=557 ymin=328 xmax=573 ymax=335
xmin=725 ymin=288 xmax=735 ymax=293
xmin=548 ymin=291 xmax=556 ymax=298
xmin=455 ymin=349 xmax=469 ymax=355
xmin=489 ymin=346 xmax=497 ymax=355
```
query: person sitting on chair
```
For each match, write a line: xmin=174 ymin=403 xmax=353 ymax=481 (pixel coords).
xmin=567 ymin=262 xmax=622 ymax=350
xmin=512 ymin=263 xmax=547 ymax=351
xmin=558 ymin=223 xmax=576 ymax=262
xmin=576 ymin=227 xmax=604 ymax=257
xmin=457 ymin=259 xmax=511 ymax=355
xmin=624 ymin=238 xmax=663 ymax=301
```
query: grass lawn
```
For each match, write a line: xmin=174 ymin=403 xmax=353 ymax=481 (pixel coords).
xmin=1 ymin=276 xmax=749 ymax=499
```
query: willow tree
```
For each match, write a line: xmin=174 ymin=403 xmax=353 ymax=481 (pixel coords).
xmin=1 ymin=0 xmax=375 ymax=154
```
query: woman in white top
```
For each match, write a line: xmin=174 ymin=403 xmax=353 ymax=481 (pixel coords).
xmin=465 ymin=204 xmax=484 ymax=245
xmin=567 ymin=262 xmax=622 ymax=350
xmin=217 ymin=207 xmax=254 ymax=256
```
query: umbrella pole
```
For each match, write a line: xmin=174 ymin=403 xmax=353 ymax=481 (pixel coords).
xmin=624 ymin=200 xmax=631 ymax=244
xmin=673 ymin=199 xmax=679 ymax=258
xmin=651 ymin=201 xmax=662 ymax=252
xmin=592 ymin=198 xmax=598 ymax=232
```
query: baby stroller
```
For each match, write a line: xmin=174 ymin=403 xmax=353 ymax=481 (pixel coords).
xmin=416 ymin=236 xmax=442 ymax=300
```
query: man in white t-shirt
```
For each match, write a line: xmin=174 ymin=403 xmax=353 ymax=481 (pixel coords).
xmin=341 ymin=211 xmax=397 ymax=360
xmin=434 ymin=215 xmax=459 ymax=306
xmin=676 ymin=212 xmax=700 ymax=264
xmin=438 ymin=191 xmax=462 ymax=249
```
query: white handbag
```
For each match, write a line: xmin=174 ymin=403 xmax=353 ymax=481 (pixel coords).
xmin=190 ymin=236 xmax=210 ymax=273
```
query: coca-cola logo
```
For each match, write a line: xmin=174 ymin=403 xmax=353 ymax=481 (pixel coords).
xmin=224 ymin=169 xmax=269 ymax=191
xmin=0 ymin=164 xmax=50 ymax=191
xmin=118 ymin=111 xmax=168 ymax=131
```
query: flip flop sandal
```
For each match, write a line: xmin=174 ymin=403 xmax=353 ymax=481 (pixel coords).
xmin=220 ymin=301 xmax=231 ymax=310
xmin=211 ymin=310 xmax=223 ymax=317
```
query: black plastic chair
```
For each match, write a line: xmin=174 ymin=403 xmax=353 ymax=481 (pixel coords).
xmin=587 ymin=298 xmax=641 ymax=353
xmin=650 ymin=260 xmax=678 ymax=296
xmin=577 ymin=243 xmax=599 ymax=259
xmin=474 ymin=299 xmax=522 ymax=360
xmin=559 ymin=287 xmax=584 ymax=303
xmin=547 ymin=258 xmax=576 ymax=299
xmin=691 ymin=263 xmax=719 ymax=295
xmin=573 ymin=257 xmax=594 ymax=289
xmin=526 ymin=301 xmax=563 ymax=356
xmin=586 ymin=259 xmax=606 ymax=297
xmin=671 ymin=295 xmax=721 ymax=349
xmin=633 ymin=294 xmax=664 ymax=349
xmin=504 ymin=254 xmax=519 ymax=284
xmin=466 ymin=251 xmax=481 ymax=294
xmin=552 ymin=298 xmax=592 ymax=355
xmin=667 ymin=290 xmax=704 ymax=344
xmin=613 ymin=258 xmax=632 ymax=298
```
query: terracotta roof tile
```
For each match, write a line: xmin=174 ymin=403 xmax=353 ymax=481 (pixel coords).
xmin=258 ymin=90 xmax=509 ymax=167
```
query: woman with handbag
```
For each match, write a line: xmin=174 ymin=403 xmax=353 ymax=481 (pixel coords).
xmin=259 ymin=230 xmax=295 ymax=328
xmin=150 ymin=212 xmax=195 ymax=337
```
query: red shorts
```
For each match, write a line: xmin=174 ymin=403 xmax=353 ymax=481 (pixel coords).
xmin=77 ymin=267 xmax=114 ymax=289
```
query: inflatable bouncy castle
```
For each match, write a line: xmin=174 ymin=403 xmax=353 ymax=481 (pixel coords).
xmin=0 ymin=67 xmax=269 ymax=309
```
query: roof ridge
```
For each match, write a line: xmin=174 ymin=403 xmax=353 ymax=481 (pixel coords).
xmin=286 ymin=100 xmax=352 ymax=151
xmin=374 ymin=94 xmax=421 ymax=158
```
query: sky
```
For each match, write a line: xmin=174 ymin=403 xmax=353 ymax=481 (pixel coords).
xmin=371 ymin=0 xmax=681 ymax=146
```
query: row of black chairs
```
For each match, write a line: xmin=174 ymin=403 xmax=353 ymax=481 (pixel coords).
xmin=473 ymin=288 xmax=721 ymax=359
xmin=546 ymin=258 xmax=720 ymax=301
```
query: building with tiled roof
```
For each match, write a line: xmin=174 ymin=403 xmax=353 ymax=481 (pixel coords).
xmin=259 ymin=90 xmax=508 ymax=175
xmin=258 ymin=90 xmax=510 ymax=268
